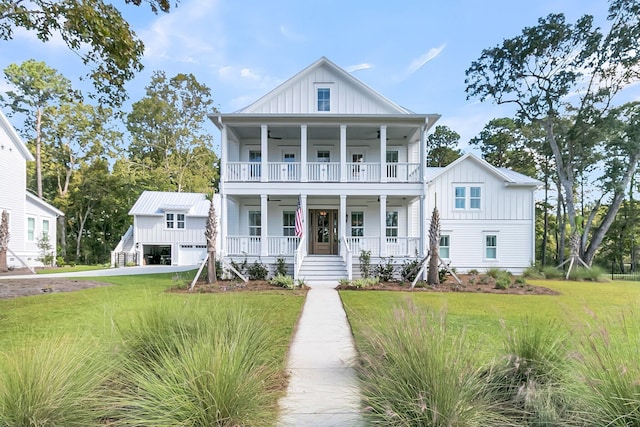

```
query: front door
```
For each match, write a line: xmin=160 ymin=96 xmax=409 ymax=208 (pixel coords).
xmin=310 ymin=209 xmax=338 ymax=255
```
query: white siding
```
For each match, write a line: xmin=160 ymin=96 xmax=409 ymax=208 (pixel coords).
xmin=0 ymin=126 xmax=28 ymax=255
xmin=135 ymin=215 xmax=206 ymax=244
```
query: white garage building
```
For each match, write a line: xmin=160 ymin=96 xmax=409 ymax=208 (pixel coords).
xmin=111 ymin=191 xmax=220 ymax=267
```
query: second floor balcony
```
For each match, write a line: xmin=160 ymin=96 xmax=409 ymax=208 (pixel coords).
xmin=225 ymin=161 xmax=421 ymax=183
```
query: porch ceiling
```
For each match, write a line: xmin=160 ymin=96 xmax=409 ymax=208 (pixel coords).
xmin=231 ymin=125 xmax=417 ymax=141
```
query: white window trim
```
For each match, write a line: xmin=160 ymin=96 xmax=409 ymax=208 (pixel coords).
xmin=165 ymin=212 xmax=186 ymax=230
xmin=386 ymin=211 xmax=399 ymax=238
xmin=439 ymin=234 xmax=451 ymax=260
xmin=483 ymin=232 xmax=498 ymax=261
xmin=453 ymin=184 xmax=484 ymax=211
xmin=315 ymin=84 xmax=334 ymax=112
xmin=249 ymin=211 xmax=261 ymax=237
xmin=27 ymin=216 xmax=36 ymax=241
xmin=351 ymin=211 xmax=364 ymax=237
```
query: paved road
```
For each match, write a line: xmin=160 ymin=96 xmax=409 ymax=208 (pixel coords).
xmin=0 ymin=265 xmax=198 ymax=280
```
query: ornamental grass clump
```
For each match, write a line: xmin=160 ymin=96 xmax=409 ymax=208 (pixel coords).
xmin=574 ymin=311 xmax=640 ymax=426
xmin=357 ymin=304 xmax=505 ymax=426
xmin=0 ymin=337 xmax=110 ymax=427
xmin=482 ymin=318 xmax=578 ymax=425
xmin=112 ymin=299 xmax=283 ymax=426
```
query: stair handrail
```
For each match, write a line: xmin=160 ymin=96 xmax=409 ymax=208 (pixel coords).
xmin=294 ymin=235 xmax=305 ymax=280
xmin=341 ymin=237 xmax=352 ymax=280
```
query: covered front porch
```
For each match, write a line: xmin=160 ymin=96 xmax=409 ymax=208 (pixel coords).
xmin=220 ymin=194 xmax=425 ymax=259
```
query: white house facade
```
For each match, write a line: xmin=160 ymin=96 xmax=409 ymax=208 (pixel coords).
xmin=0 ymin=110 xmax=63 ymax=269
xmin=211 ymin=57 xmax=540 ymax=282
xmin=111 ymin=191 xmax=220 ymax=267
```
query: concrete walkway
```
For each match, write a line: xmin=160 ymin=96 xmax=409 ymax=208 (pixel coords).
xmin=278 ymin=282 xmax=364 ymax=426
xmin=0 ymin=265 xmax=198 ymax=280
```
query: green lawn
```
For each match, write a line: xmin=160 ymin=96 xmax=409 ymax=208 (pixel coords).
xmin=0 ymin=271 xmax=305 ymax=353
xmin=341 ymin=279 xmax=640 ymax=358
xmin=35 ymin=264 xmax=110 ymax=274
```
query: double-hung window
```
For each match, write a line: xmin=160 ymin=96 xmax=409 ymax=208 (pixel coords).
xmin=42 ymin=219 xmax=50 ymax=239
xmin=454 ymin=187 xmax=466 ymax=209
xmin=283 ymin=211 xmax=296 ymax=236
xmin=351 ymin=212 xmax=364 ymax=237
xmin=485 ymin=234 xmax=497 ymax=260
xmin=317 ymin=88 xmax=330 ymax=111
xmin=249 ymin=211 xmax=261 ymax=236
xmin=166 ymin=213 xmax=185 ymax=229
xmin=27 ymin=217 xmax=35 ymax=241
xmin=454 ymin=185 xmax=482 ymax=210
xmin=386 ymin=211 xmax=398 ymax=241
xmin=439 ymin=235 xmax=450 ymax=259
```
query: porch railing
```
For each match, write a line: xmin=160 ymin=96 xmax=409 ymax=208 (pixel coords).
xmin=341 ymin=237 xmax=353 ymax=280
xmin=225 ymin=161 xmax=421 ymax=183
xmin=226 ymin=236 xmax=300 ymax=256
xmin=345 ymin=236 xmax=420 ymax=257
xmin=294 ymin=235 xmax=305 ymax=281
xmin=267 ymin=236 xmax=299 ymax=255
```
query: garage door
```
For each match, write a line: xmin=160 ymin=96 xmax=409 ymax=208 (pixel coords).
xmin=178 ymin=244 xmax=207 ymax=265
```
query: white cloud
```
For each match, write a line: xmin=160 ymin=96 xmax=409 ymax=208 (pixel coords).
xmin=279 ymin=25 xmax=305 ymax=42
xmin=240 ymin=68 xmax=260 ymax=80
xmin=394 ymin=45 xmax=446 ymax=82
xmin=346 ymin=63 xmax=374 ymax=73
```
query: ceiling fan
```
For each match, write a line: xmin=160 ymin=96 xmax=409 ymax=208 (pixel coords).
xmin=268 ymin=130 xmax=282 ymax=140
xmin=365 ymin=130 xmax=390 ymax=140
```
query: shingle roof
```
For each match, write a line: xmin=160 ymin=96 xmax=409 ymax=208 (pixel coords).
xmin=128 ymin=191 xmax=211 ymax=217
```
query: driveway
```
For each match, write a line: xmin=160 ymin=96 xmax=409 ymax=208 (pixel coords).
xmin=0 ymin=265 xmax=198 ymax=280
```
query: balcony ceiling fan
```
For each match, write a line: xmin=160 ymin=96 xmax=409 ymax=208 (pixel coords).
xmin=268 ymin=130 xmax=283 ymax=140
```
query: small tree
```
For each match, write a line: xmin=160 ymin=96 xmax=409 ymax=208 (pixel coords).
xmin=205 ymin=193 xmax=218 ymax=284
xmin=427 ymin=205 xmax=441 ymax=286
xmin=0 ymin=210 xmax=9 ymax=271
xmin=36 ymin=232 xmax=54 ymax=267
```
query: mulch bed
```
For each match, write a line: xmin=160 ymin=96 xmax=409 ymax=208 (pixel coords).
xmin=0 ymin=278 xmax=112 ymax=300
xmin=172 ymin=280 xmax=309 ymax=295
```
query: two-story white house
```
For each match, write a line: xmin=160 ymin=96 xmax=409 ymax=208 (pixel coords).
xmin=211 ymin=57 xmax=540 ymax=283
xmin=0 ymin=110 xmax=63 ymax=269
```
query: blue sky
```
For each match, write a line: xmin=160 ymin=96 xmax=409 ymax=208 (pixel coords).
xmin=0 ymin=0 xmax=624 ymax=150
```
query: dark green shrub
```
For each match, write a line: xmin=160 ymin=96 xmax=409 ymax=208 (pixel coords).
xmin=275 ymin=257 xmax=287 ymax=277
xmin=542 ymin=266 xmax=564 ymax=279
xmin=247 ymin=260 xmax=268 ymax=280
xmin=400 ymin=257 xmax=421 ymax=282
xmin=494 ymin=276 xmax=511 ymax=290
xmin=376 ymin=257 xmax=395 ymax=282
xmin=269 ymin=274 xmax=295 ymax=289
xmin=359 ymin=250 xmax=372 ymax=278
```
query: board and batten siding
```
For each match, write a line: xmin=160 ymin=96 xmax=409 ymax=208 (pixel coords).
xmin=134 ymin=215 xmax=206 ymax=244
xmin=245 ymin=64 xmax=400 ymax=115
xmin=427 ymin=160 xmax=535 ymax=221
xmin=0 ymin=123 xmax=28 ymax=253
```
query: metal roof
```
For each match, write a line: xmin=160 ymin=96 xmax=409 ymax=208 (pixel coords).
xmin=128 ymin=191 xmax=212 ymax=217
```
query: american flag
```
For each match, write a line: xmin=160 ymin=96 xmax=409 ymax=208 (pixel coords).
xmin=295 ymin=196 xmax=303 ymax=238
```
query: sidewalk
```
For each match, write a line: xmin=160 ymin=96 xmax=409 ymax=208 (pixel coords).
xmin=278 ymin=282 xmax=364 ymax=426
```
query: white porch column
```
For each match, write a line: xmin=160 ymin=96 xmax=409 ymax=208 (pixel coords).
xmin=300 ymin=194 xmax=308 ymax=256
xmin=379 ymin=195 xmax=387 ymax=257
xmin=340 ymin=125 xmax=347 ymax=182
xmin=380 ymin=125 xmax=387 ymax=183
xmin=301 ymin=125 xmax=308 ymax=182
xmin=420 ymin=195 xmax=426 ymax=257
xmin=220 ymin=124 xmax=228 ymax=185
xmin=260 ymin=124 xmax=268 ymax=182
xmin=420 ymin=124 xmax=426 ymax=180
xmin=339 ymin=195 xmax=347 ymax=250
xmin=260 ymin=194 xmax=268 ymax=256
xmin=221 ymin=194 xmax=228 ymax=256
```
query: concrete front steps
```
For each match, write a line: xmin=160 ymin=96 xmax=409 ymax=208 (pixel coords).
xmin=297 ymin=255 xmax=348 ymax=286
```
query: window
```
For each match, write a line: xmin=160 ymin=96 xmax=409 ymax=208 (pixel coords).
xmin=351 ymin=212 xmax=364 ymax=237
xmin=166 ymin=213 xmax=174 ymax=229
xmin=283 ymin=211 xmax=296 ymax=236
xmin=249 ymin=211 xmax=261 ymax=236
xmin=387 ymin=150 xmax=398 ymax=179
xmin=165 ymin=213 xmax=185 ymax=229
xmin=249 ymin=150 xmax=261 ymax=178
xmin=454 ymin=187 xmax=466 ymax=209
xmin=440 ymin=235 xmax=450 ymax=259
xmin=317 ymin=151 xmax=330 ymax=162
xmin=485 ymin=235 xmax=497 ymax=259
xmin=27 ymin=217 xmax=35 ymax=241
xmin=317 ymin=88 xmax=330 ymax=111
xmin=42 ymin=219 xmax=50 ymax=239
xmin=386 ymin=211 xmax=398 ymax=238
xmin=176 ymin=214 xmax=185 ymax=229
xmin=470 ymin=187 xmax=481 ymax=209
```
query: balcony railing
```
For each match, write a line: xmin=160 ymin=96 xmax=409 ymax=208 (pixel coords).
xmin=225 ymin=162 xmax=421 ymax=183
xmin=226 ymin=235 xmax=419 ymax=257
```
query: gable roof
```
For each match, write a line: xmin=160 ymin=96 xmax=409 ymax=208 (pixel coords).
xmin=129 ymin=191 xmax=211 ymax=217
xmin=0 ymin=109 xmax=34 ymax=161
xmin=237 ymin=57 xmax=415 ymax=115
xmin=26 ymin=192 xmax=64 ymax=216
xmin=426 ymin=153 xmax=542 ymax=187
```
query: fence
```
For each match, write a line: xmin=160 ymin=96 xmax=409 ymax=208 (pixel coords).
xmin=610 ymin=262 xmax=640 ymax=281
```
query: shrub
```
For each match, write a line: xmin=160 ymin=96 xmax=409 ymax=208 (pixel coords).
xmin=270 ymin=274 xmax=296 ymax=289
xmin=0 ymin=337 xmax=110 ymax=426
xmin=522 ymin=264 xmax=544 ymax=279
xmin=275 ymin=257 xmax=287 ymax=277
xmin=494 ymin=276 xmax=511 ymax=290
xmin=514 ymin=276 xmax=526 ymax=287
xmin=359 ymin=250 xmax=372 ymax=278
xmin=541 ymin=266 xmax=564 ymax=279
xmin=114 ymin=300 xmax=282 ymax=426
xmin=375 ymin=257 xmax=395 ymax=282
xmin=438 ymin=266 xmax=449 ymax=283
xmin=485 ymin=267 xmax=503 ymax=279
xmin=247 ymin=260 xmax=268 ymax=280
xmin=483 ymin=318 xmax=575 ymax=425
xmin=400 ymin=257 xmax=421 ymax=282
xmin=567 ymin=266 xmax=606 ymax=282
xmin=358 ymin=305 xmax=505 ymax=426
xmin=352 ymin=277 xmax=379 ymax=288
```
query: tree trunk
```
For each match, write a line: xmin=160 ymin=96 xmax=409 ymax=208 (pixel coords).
xmin=583 ymin=153 xmax=639 ymax=266
xmin=0 ymin=210 xmax=9 ymax=271
xmin=541 ymin=172 xmax=549 ymax=266
xmin=57 ymin=215 xmax=66 ymax=259
xmin=35 ymin=106 xmax=43 ymax=198
xmin=427 ymin=206 xmax=440 ymax=286
xmin=205 ymin=194 xmax=218 ymax=284
xmin=207 ymin=251 xmax=216 ymax=284
xmin=0 ymin=250 xmax=6 ymax=272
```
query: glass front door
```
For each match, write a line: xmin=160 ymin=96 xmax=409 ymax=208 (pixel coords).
xmin=310 ymin=209 xmax=338 ymax=255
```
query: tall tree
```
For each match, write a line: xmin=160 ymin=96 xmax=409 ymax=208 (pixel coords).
xmin=2 ymin=60 xmax=73 ymax=198
xmin=426 ymin=125 xmax=463 ymax=167
xmin=0 ymin=210 xmax=8 ymax=271
xmin=126 ymin=71 xmax=219 ymax=193
xmin=465 ymin=1 xmax=640 ymax=266
xmin=205 ymin=193 xmax=218 ymax=284
xmin=427 ymin=206 xmax=440 ymax=286
xmin=0 ymin=0 xmax=177 ymax=106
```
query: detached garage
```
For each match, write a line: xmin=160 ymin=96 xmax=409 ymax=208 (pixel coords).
xmin=111 ymin=191 xmax=221 ymax=267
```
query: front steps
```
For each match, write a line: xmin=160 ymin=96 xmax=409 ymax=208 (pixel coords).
xmin=297 ymin=255 xmax=348 ymax=286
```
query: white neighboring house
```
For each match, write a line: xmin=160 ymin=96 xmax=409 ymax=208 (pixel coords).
xmin=0 ymin=110 xmax=63 ymax=269
xmin=210 ymin=57 xmax=541 ymax=283
xmin=111 ymin=191 xmax=221 ymax=267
